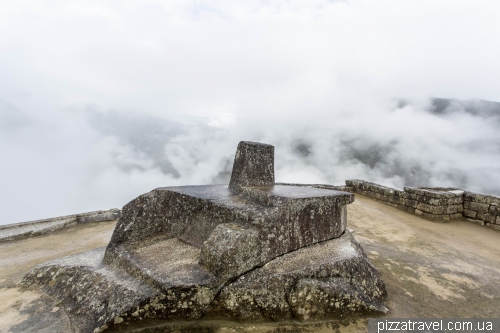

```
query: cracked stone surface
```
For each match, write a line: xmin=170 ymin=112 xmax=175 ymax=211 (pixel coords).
xmin=19 ymin=141 xmax=387 ymax=333
xmin=21 ymin=230 xmax=387 ymax=332
xmin=205 ymin=230 xmax=387 ymax=321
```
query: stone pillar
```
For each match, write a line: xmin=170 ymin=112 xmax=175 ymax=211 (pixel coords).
xmin=229 ymin=141 xmax=274 ymax=191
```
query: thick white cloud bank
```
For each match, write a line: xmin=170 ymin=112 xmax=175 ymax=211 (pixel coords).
xmin=1 ymin=0 xmax=500 ymax=224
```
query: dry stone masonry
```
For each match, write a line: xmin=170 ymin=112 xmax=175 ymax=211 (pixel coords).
xmin=20 ymin=142 xmax=388 ymax=333
xmin=463 ymin=192 xmax=500 ymax=230
xmin=345 ymin=179 xmax=500 ymax=231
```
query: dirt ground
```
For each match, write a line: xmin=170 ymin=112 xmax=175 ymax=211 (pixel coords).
xmin=1 ymin=194 xmax=499 ymax=333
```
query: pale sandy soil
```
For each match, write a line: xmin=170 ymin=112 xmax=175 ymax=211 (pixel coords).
xmin=0 ymin=221 xmax=116 ymax=333
xmin=1 ymin=194 xmax=499 ymax=333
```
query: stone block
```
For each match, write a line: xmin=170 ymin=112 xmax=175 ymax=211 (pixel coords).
xmin=450 ymin=213 xmax=462 ymax=219
xmin=467 ymin=218 xmax=485 ymax=226
xmin=404 ymin=187 xmax=428 ymax=197
xmin=407 ymin=187 xmax=463 ymax=200
xmin=427 ymin=197 xmax=448 ymax=206
xmin=344 ymin=180 xmax=354 ymax=187
xmin=20 ymin=248 xmax=164 ymax=331
xmin=464 ymin=192 xmax=500 ymax=204
xmin=477 ymin=212 xmax=496 ymax=224
xmin=387 ymin=196 xmax=397 ymax=203
xmin=106 ymin=183 xmax=352 ymax=267
xmin=416 ymin=195 xmax=446 ymax=206
xmin=445 ymin=205 xmax=459 ymax=215
xmin=406 ymin=199 xmax=418 ymax=209
xmin=463 ymin=209 xmax=477 ymax=219
xmin=388 ymin=195 xmax=405 ymax=205
xmin=381 ymin=187 xmax=394 ymax=196
xmin=497 ymin=216 xmax=500 ymax=224
xmin=400 ymin=191 xmax=409 ymax=199
xmin=422 ymin=212 xmax=447 ymax=221
xmin=416 ymin=202 xmax=444 ymax=215
xmin=229 ymin=141 xmax=274 ymax=191
xmin=463 ymin=192 xmax=473 ymax=202
xmin=360 ymin=182 xmax=371 ymax=191
xmin=355 ymin=182 xmax=364 ymax=190
xmin=491 ymin=197 xmax=500 ymax=205
xmin=344 ymin=179 xmax=359 ymax=188
xmin=407 ymin=207 xmax=415 ymax=214
xmin=464 ymin=201 xmax=489 ymax=213
xmin=489 ymin=204 xmax=499 ymax=216
xmin=396 ymin=204 xmax=406 ymax=210
xmin=406 ymin=192 xmax=418 ymax=200
xmin=76 ymin=209 xmax=121 ymax=223
xmin=486 ymin=196 xmax=498 ymax=205
xmin=376 ymin=185 xmax=396 ymax=195
xmin=415 ymin=209 xmax=423 ymax=215
xmin=417 ymin=190 xmax=445 ymax=199
xmin=200 ymin=224 xmax=261 ymax=282
xmin=448 ymin=197 xmax=464 ymax=205
xmin=428 ymin=194 xmax=463 ymax=206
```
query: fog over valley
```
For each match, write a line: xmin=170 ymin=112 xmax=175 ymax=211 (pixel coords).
xmin=1 ymin=1 xmax=500 ymax=224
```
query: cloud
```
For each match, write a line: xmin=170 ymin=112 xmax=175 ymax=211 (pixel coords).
xmin=1 ymin=0 xmax=500 ymax=224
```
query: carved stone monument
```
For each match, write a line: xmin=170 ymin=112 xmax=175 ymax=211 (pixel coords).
xmin=21 ymin=141 xmax=387 ymax=333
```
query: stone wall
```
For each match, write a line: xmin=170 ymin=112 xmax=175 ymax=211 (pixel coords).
xmin=0 ymin=209 xmax=121 ymax=242
xmin=403 ymin=187 xmax=463 ymax=220
xmin=344 ymin=179 xmax=500 ymax=231
xmin=463 ymin=192 xmax=500 ymax=230
xmin=75 ymin=209 xmax=121 ymax=223
xmin=276 ymin=182 xmax=353 ymax=193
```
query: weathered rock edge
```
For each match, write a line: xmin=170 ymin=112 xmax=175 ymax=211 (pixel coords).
xmin=20 ymin=230 xmax=387 ymax=333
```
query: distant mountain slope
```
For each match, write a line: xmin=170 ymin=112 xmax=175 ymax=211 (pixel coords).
xmin=429 ymin=98 xmax=500 ymax=119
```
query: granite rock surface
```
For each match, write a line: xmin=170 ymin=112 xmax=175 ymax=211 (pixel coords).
xmin=20 ymin=141 xmax=387 ymax=333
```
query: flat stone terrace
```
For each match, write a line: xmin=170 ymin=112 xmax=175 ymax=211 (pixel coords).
xmin=3 ymin=194 xmax=499 ymax=333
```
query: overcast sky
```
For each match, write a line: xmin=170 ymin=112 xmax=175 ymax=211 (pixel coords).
xmin=1 ymin=0 xmax=500 ymax=224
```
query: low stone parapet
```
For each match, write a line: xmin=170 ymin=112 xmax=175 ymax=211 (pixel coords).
xmin=276 ymin=182 xmax=353 ymax=193
xmin=403 ymin=187 xmax=463 ymax=220
xmin=345 ymin=179 xmax=500 ymax=230
xmin=0 ymin=209 xmax=121 ymax=242
xmin=76 ymin=209 xmax=121 ymax=223
xmin=345 ymin=179 xmax=407 ymax=209
xmin=463 ymin=192 xmax=500 ymax=230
